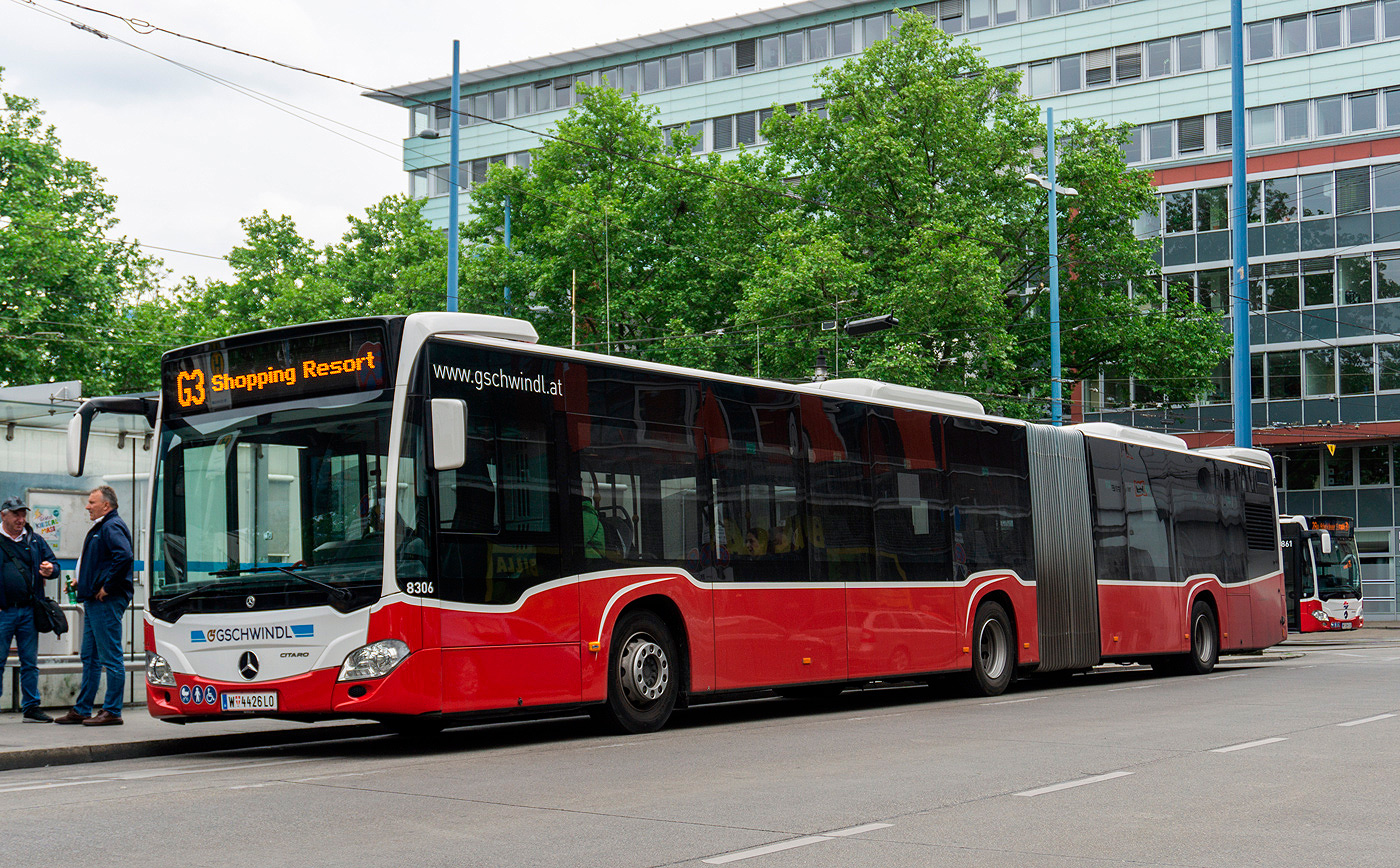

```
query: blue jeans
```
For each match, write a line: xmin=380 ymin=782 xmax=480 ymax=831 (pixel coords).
xmin=75 ymin=596 xmax=128 ymax=716
xmin=0 ymin=606 xmax=40 ymax=711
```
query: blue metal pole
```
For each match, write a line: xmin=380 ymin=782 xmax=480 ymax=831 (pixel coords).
xmin=1229 ymin=0 xmax=1251 ymax=447
xmin=1047 ymin=107 xmax=1062 ymax=426
xmin=503 ymin=194 xmax=512 ymax=313
xmin=447 ymin=39 xmax=460 ymax=313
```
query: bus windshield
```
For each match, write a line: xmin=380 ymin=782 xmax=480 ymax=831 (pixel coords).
xmin=1311 ymin=537 xmax=1363 ymax=600
xmin=150 ymin=398 xmax=393 ymax=617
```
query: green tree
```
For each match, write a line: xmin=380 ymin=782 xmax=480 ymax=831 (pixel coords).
xmin=0 ymin=70 xmax=162 ymax=392
xmin=460 ymin=85 xmax=792 ymax=368
xmin=187 ymin=194 xmax=447 ymax=333
xmin=759 ymin=12 xmax=1227 ymax=414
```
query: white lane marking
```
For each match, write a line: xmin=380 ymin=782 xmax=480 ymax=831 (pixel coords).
xmin=1015 ymin=771 xmax=1133 ymax=797
xmin=983 ymin=696 xmax=1045 ymax=706
xmin=1108 ymin=684 xmax=1157 ymax=692
xmin=701 ymin=823 xmax=892 ymax=864
xmin=1338 ymin=713 xmax=1397 ymax=727
xmin=1208 ymin=673 xmax=1248 ymax=680
xmin=1212 ymin=737 xmax=1287 ymax=753
xmin=0 ymin=780 xmax=106 ymax=794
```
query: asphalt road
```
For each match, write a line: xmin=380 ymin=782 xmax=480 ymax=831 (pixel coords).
xmin=7 ymin=636 xmax=1399 ymax=867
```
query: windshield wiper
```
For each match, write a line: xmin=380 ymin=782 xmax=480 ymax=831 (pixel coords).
xmin=211 ymin=564 xmax=354 ymax=606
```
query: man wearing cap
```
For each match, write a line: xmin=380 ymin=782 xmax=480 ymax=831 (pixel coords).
xmin=0 ymin=496 xmax=59 ymax=723
xmin=54 ymin=486 xmax=133 ymax=726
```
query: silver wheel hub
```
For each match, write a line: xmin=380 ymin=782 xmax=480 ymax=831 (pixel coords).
xmin=619 ymin=634 xmax=669 ymax=706
xmin=979 ymin=618 xmax=1009 ymax=679
xmin=1193 ymin=614 xmax=1215 ymax=661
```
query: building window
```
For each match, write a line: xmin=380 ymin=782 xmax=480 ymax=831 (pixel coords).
xmin=969 ymin=0 xmax=991 ymax=29
xmin=1058 ymin=55 xmax=1082 ymax=92
xmin=1147 ymin=121 xmax=1173 ymax=160
xmin=1352 ymin=92 xmax=1379 ymax=131
xmin=1178 ymin=115 xmax=1205 ymax=153
xmin=1337 ymin=166 xmax=1372 ymax=214
xmin=833 ymin=20 xmax=854 ymax=54
xmin=1280 ymin=15 xmax=1309 ymax=54
xmin=1265 ymin=176 xmax=1299 ymax=223
xmin=1303 ymin=258 xmax=1335 ymax=306
xmin=1350 ymin=2 xmax=1378 ymax=44
xmin=686 ymin=52 xmax=705 ymax=84
xmin=1196 ymin=185 xmax=1229 ymax=230
xmin=1358 ymin=444 xmax=1390 ymax=484
xmin=1325 ymin=447 xmax=1354 ymax=487
xmin=1266 ymin=261 xmax=1299 ymax=309
xmin=1085 ymin=49 xmax=1112 ymax=86
xmin=1165 ymin=191 xmax=1194 ymax=233
xmin=713 ymin=115 xmax=734 ymax=150
xmin=1116 ymin=44 xmax=1142 ymax=81
xmin=865 ymin=15 xmax=888 ymax=46
xmin=1379 ymin=252 xmax=1400 ymax=299
xmin=1341 ymin=347 xmax=1376 ymax=396
xmin=1146 ymin=39 xmax=1172 ymax=76
xmin=1029 ymin=62 xmax=1054 ymax=97
xmin=759 ymin=36 xmax=781 ymax=69
xmin=622 ymin=65 xmax=640 ymax=94
xmin=1379 ymin=343 xmax=1400 ymax=389
xmin=808 ymin=27 xmax=828 ymax=60
xmin=1123 ymin=126 xmax=1144 ymax=164
xmin=1300 ymin=172 xmax=1333 ymax=217
xmin=1176 ymin=33 xmax=1203 ymax=72
xmin=1377 ymin=165 xmax=1400 ymax=209
xmin=664 ymin=55 xmax=683 ymax=88
xmin=1304 ymin=348 xmax=1336 ymax=396
xmin=1282 ymin=101 xmax=1310 ymax=141
xmin=735 ymin=38 xmax=757 ymax=72
xmin=1315 ymin=9 xmax=1343 ymax=49
xmin=642 ymin=60 xmax=661 ymax=91
xmin=996 ymin=0 xmax=1017 ymax=25
xmin=1215 ymin=28 xmax=1232 ymax=67
xmin=1250 ymin=106 xmax=1277 ymax=146
xmin=714 ymin=46 xmax=734 ymax=78
xmin=1267 ymin=351 xmax=1301 ymax=398
xmin=1248 ymin=21 xmax=1274 ymax=60
xmin=1341 ymin=255 xmax=1373 ymax=304
xmin=1316 ymin=97 xmax=1344 ymax=136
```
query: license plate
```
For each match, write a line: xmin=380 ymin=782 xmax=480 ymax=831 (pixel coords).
xmin=1341 ymin=622 xmax=1354 ymax=630
xmin=221 ymin=692 xmax=278 ymax=712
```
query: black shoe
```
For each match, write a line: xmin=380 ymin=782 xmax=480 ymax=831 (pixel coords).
xmin=22 ymin=708 xmax=54 ymax=723
xmin=82 ymin=709 xmax=124 ymax=726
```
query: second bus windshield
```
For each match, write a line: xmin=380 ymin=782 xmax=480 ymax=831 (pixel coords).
xmin=1312 ymin=537 xmax=1363 ymax=599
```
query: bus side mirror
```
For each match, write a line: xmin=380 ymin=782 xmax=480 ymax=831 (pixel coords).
xmin=430 ymin=399 xmax=467 ymax=471
xmin=68 ymin=404 xmax=97 ymax=477
xmin=1318 ymin=531 xmax=1333 ymax=555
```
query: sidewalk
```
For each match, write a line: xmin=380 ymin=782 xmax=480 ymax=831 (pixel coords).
xmin=0 ymin=707 xmax=383 ymax=772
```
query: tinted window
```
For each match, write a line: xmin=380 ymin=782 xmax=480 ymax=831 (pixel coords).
xmin=945 ymin=419 xmax=1033 ymax=581
xmin=870 ymin=408 xmax=952 ymax=583
xmin=426 ymin=344 xmax=562 ymax=605
xmin=803 ymin=397 xmax=872 ymax=582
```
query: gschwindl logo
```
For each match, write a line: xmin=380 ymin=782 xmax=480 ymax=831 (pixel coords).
xmin=190 ymin=625 xmax=315 ymax=644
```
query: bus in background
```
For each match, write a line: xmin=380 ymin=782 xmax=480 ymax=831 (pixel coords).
xmin=1279 ymin=515 xmax=1363 ymax=632
xmin=67 ymin=313 xmax=1287 ymax=734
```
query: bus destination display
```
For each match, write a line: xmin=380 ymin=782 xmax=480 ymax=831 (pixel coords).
xmin=163 ymin=327 xmax=389 ymax=415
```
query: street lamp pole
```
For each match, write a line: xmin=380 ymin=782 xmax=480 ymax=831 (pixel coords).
xmin=1025 ymin=108 xmax=1077 ymax=426
xmin=447 ymin=39 xmax=460 ymax=313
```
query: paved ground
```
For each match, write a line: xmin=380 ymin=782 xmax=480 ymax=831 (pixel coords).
xmin=6 ymin=630 xmax=1400 ymax=867
xmin=7 ymin=626 xmax=1391 ymax=771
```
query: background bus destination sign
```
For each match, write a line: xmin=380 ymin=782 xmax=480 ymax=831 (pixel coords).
xmin=163 ymin=327 xmax=389 ymax=414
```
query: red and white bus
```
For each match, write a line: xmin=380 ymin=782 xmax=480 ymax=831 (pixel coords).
xmin=1279 ymin=514 xmax=1363 ymax=632
xmin=69 ymin=313 xmax=1287 ymax=733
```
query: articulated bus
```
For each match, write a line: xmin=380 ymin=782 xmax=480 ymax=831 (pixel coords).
xmin=68 ymin=313 xmax=1286 ymax=733
xmin=1280 ymin=514 xmax=1363 ymax=632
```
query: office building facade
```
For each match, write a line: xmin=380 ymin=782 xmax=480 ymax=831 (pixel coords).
xmin=375 ymin=0 xmax=1400 ymax=619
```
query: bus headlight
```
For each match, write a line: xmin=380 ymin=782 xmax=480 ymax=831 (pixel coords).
xmin=338 ymin=640 xmax=410 ymax=681
xmin=1311 ymin=609 xmax=1330 ymax=621
xmin=146 ymin=652 xmax=176 ymax=687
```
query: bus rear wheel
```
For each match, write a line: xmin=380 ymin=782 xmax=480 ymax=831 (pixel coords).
xmin=602 ymin=610 xmax=679 ymax=734
xmin=1153 ymin=600 xmax=1218 ymax=676
xmin=969 ymin=601 xmax=1015 ymax=696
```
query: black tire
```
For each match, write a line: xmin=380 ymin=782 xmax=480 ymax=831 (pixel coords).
xmin=969 ymin=601 xmax=1015 ymax=696
xmin=1152 ymin=599 xmax=1218 ymax=676
xmin=602 ymin=610 xmax=680 ymax=734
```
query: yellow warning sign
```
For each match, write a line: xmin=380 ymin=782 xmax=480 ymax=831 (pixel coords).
xmin=1326 ymin=443 xmax=1336 ymax=456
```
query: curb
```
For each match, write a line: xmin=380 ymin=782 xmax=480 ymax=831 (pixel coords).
xmin=0 ymin=721 xmax=386 ymax=772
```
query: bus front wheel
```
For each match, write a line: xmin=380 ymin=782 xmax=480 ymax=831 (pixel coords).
xmin=601 ymin=610 xmax=679 ymax=734
xmin=969 ymin=601 xmax=1015 ymax=696
xmin=1153 ymin=600 xmax=1218 ymax=676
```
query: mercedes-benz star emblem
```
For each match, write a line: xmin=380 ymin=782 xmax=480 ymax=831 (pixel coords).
xmin=245 ymin=595 xmax=256 ymax=609
xmin=238 ymin=651 xmax=260 ymax=680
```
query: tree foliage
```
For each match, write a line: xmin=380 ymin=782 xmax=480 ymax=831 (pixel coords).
xmin=0 ymin=69 xmax=162 ymax=393
xmin=452 ymin=15 xmax=1227 ymax=418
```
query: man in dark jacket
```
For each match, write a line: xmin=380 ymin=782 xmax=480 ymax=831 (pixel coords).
xmin=54 ymin=486 xmax=133 ymax=727
xmin=0 ymin=495 xmax=58 ymax=722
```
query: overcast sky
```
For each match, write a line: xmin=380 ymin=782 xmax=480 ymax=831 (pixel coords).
xmin=0 ymin=0 xmax=751 ymax=285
